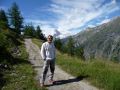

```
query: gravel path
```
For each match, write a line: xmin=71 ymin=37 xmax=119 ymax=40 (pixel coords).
xmin=25 ymin=39 xmax=99 ymax=90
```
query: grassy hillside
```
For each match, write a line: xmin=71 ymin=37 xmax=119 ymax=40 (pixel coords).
xmin=32 ymin=38 xmax=120 ymax=90
xmin=32 ymin=38 xmax=43 ymax=47
xmin=57 ymin=52 xmax=120 ymax=90
xmin=0 ymin=30 xmax=46 ymax=90
xmin=2 ymin=43 xmax=40 ymax=90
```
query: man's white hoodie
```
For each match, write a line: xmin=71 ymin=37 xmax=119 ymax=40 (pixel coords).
xmin=40 ymin=42 xmax=56 ymax=60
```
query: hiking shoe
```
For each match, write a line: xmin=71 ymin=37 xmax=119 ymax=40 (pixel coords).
xmin=40 ymin=83 xmax=44 ymax=87
xmin=49 ymin=80 xmax=54 ymax=84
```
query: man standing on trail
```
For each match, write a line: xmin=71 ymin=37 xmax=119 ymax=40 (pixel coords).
xmin=40 ymin=35 xmax=56 ymax=87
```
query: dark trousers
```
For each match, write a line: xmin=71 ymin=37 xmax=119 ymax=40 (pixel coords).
xmin=40 ymin=59 xmax=55 ymax=84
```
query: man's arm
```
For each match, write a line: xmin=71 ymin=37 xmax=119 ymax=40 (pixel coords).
xmin=40 ymin=43 xmax=46 ymax=60
xmin=53 ymin=43 xmax=56 ymax=59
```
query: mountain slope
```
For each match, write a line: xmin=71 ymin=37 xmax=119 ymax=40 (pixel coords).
xmin=73 ymin=17 xmax=120 ymax=61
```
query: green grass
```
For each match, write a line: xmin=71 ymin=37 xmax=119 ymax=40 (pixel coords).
xmin=57 ymin=52 xmax=120 ymax=90
xmin=32 ymin=38 xmax=120 ymax=90
xmin=2 ymin=41 xmax=46 ymax=90
xmin=32 ymin=38 xmax=43 ymax=47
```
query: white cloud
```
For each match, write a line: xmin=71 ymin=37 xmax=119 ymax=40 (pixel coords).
xmin=26 ymin=0 xmax=120 ymax=38
xmin=25 ymin=19 xmax=49 ymax=26
xmin=97 ymin=18 xmax=111 ymax=25
xmin=25 ymin=18 xmax=72 ymax=38
xmin=40 ymin=25 xmax=55 ymax=36
xmin=49 ymin=0 xmax=119 ymax=36
xmin=88 ymin=24 xmax=96 ymax=28
xmin=41 ymin=24 xmax=72 ymax=38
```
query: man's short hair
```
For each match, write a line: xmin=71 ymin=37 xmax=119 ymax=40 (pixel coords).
xmin=47 ymin=35 xmax=53 ymax=40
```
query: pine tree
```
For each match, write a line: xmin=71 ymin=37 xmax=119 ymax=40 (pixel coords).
xmin=24 ymin=25 xmax=35 ymax=37
xmin=74 ymin=47 xmax=85 ymax=60
xmin=0 ymin=9 xmax=8 ymax=29
xmin=35 ymin=25 xmax=46 ymax=40
xmin=36 ymin=25 xmax=42 ymax=38
xmin=54 ymin=38 xmax=62 ymax=50
xmin=66 ymin=36 xmax=75 ymax=56
xmin=8 ymin=2 xmax=23 ymax=34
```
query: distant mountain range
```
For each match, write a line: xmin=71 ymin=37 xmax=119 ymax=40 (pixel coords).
xmin=73 ymin=17 xmax=120 ymax=61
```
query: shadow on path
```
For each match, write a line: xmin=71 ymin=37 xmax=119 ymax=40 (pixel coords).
xmin=46 ymin=75 xmax=89 ymax=87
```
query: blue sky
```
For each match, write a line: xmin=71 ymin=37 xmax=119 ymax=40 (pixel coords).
xmin=0 ymin=0 xmax=120 ymax=38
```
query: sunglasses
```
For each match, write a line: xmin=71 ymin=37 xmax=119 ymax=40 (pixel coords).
xmin=48 ymin=38 xmax=52 ymax=40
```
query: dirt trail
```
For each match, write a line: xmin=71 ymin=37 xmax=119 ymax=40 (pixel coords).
xmin=25 ymin=39 xmax=99 ymax=90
